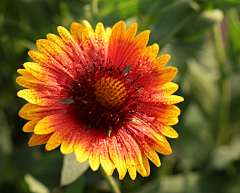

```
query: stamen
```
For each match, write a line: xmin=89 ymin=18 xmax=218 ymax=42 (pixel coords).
xmin=94 ymin=76 xmax=127 ymax=108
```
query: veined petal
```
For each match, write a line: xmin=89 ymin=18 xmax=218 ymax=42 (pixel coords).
xmin=95 ymin=22 xmax=111 ymax=43
xmin=142 ymin=154 xmax=150 ymax=177
xmin=154 ymin=82 xmax=180 ymax=94
xmin=74 ymin=128 xmax=96 ymax=163
xmin=58 ymin=25 xmax=91 ymax=68
xmin=37 ymin=39 xmax=78 ymax=78
xmin=159 ymin=124 xmax=179 ymax=138
xmin=89 ymin=132 xmax=101 ymax=171
xmin=17 ymin=88 xmax=69 ymax=106
xmin=23 ymin=62 xmax=52 ymax=83
xmin=157 ymin=67 xmax=178 ymax=86
xmin=82 ymin=20 xmax=95 ymax=44
xmin=27 ymin=52 xmax=75 ymax=85
xmin=28 ymin=133 xmax=52 ymax=146
xmin=17 ymin=69 xmax=32 ymax=76
xmin=158 ymin=95 xmax=184 ymax=105
xmin=45 ymin=121 xmax=75 ymax=151
xmin=139 ymin=103 xmax=181 ymax=120
xmin=155 ymin=54 xmax=171 ymax=68
xmin=19 ymin=102 xmax=71 ymax=120
xmin=100 ymin=135 xmax=115 ymax=175
xmin=34 ymin=113 xmax=75 ymax=134
xmin=94 ymin=22 xmax=110 ymax=64
xmin=46 ymin=33 xmax=85 ymax=73
xmin=151 ymin=133 xmax=172 ymax=155
xmin=23 ymin=118 xmax=41 ymax=132
xmin=128 ymin=126 xmax=161 ymax=167
xmin=109 ymin=134 xmax=127 ymax=180
xmin=132 ymin=43 xmax=159 ymax=72
xmin=60 ymin=125 xmax=81 ymax=154
xmin=28 ymin=50 xmax=48 ymax=64
xmin=108 ymin=21 xmax=150 ymax=70
xmin=45 ymin=132 xmax=63 ymax=151
xmin=148 ymin=92 xmax=184 ymax=104
xmin=148 ymin=118 xmax=179 ymax=139
xmin=70 ymin=22 xmax=83 ymax=44
xmin=16 ymin=75 xmax=56 ymax=89
xmin=119 ymin=129 xmax=147 ymax=180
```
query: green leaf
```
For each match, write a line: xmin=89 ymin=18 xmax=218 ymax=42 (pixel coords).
xmin=149 ymin=0 xmax=200 ymax=47
xmin=177 ymin=9 xmax=224 ymax=41
xmin=123 ymin=64 xmax=131 ymax=73
xmin=212 ymin=136 xmax=240 ymax=170
xmin=63 ymin=175 xmax=85 ymax=193
xmin=85 ymin=124 xmax=92 ymax=131
xmin=212 ymin=0 xmax=240 ymax=11
xmin=24 ymin=174 xmax=50 ymax=193
xmin=186 ymin=58 xmax=220 ymax=115
xmin=61 ymin=153 xmax=89 ymax=186
xmin=135 ymin=172 xmax=200 ymax=193
xmin=61 ymin=98 xmax=74 ymax=105
xmin=227 ymin=9 xmax=240 ymax=66
xmin=0 ymin=107 xmax=13 ymax=183
xmin=177 ymin=103 xmax=213 ymax=167
xmin=97 ymin=0 xmax=174 ymax=26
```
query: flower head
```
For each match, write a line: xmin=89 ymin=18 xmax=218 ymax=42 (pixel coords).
xmin=17 ymin=20 xmax=184 ymax=180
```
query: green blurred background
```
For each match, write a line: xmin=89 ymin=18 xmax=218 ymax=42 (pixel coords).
xmin=0 ymin=0 xmax=240 ymax=192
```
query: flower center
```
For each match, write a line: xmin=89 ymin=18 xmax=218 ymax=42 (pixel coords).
xmin=94 ymin=77 xmax=127 ymax=108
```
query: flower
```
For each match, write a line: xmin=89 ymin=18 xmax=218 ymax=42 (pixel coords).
xmin=17 ymin=20 xmax=184 ymax=180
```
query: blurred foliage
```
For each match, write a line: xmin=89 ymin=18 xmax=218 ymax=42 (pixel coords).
xmin=0 ymin=0 xmax=240 ymax=192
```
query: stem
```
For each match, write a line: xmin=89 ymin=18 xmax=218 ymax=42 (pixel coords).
xmin=92 ymin=0 xmax=99 ymax=16
xmin=212 ymin=22 xmax=231 ymax=145
xmin=100 ymin=167 xmax=121 ymax=193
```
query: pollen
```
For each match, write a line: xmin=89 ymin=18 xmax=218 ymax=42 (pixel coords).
xmin=94 ymin=76 xmax=127 ymax=108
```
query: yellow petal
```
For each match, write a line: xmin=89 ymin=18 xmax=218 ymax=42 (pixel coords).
xmin=28 ymin=134 xmax=51 ymax=146
xmin=23 ymin=118 xmax=41 ymax=132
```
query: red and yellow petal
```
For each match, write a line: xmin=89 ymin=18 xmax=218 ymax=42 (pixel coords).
xmin=132 ymin=43 xmax=160 ymax=72
xmin=148 ymin=93 xmax=184 ymax=105
xmin=60 ymin=127 xmax=80 ymax=154
xmin=109 ymin=135 xmax=127 ymax=180
xmin=157 ymin=67 xmax=178 ymax=86
xmin=19 ymin=102 xmax=71 ymax=120
xmin=22 ymin=61 xmax=73 ymax=86
xmin=16 ymin=75 xmax=57 ymax=90
xmin=119 ymin=130 xmax=147 ymax=180
xmin=151 ymin=133 xmax=172 ymax=155
xmin=45 ymin=122 xmax=74 ymax=151
xmin=74 ymin=128 xmax=97 ymax=163
xmin=89 ymin=133 xmax=101 ymax=171
xmin=129 ymin=127 xmax=161 ymax=168
xmin=139 ymin=104 xmax=181 ymax=121
xmin=34 ymin=113 xmax=75 ymax=135
xmin=100 ymin=138 xmax=115 ymax=176
xmin=108 ymin=21 xmax=149 ymax=69
xmin=17 ymin=88 xmax=69 ymax=106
